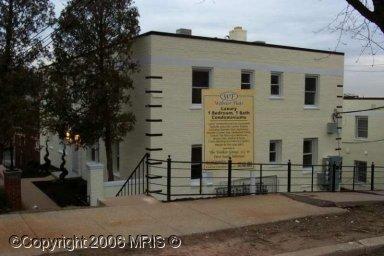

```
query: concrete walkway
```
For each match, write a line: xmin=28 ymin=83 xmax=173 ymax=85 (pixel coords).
xmin=0 ymin=194 xmax=345 ymax=256
xmin=21 ymin=177 xmax=60 ymax=212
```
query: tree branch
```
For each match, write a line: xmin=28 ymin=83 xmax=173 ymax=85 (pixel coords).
xmin=346 ymin=0 xmax=377 ymax=23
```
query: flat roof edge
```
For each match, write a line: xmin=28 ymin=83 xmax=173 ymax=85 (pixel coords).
xmin=344 ymin=96 xmax=384 ymax=100
xmin=138 ymin=31 xmax=345 ymax=56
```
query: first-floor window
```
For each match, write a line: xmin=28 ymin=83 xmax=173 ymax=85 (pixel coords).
xmin=303 ymin=138 xmax=318 ymax=168
xmin=191 ymin=145 xmax=202 ymax=179
xmin=355 ymin=161 xmax=367 ymax=183
xmin=269 ymin=140 xmax=282 ymax=163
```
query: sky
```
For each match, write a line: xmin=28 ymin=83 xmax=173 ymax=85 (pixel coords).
xmin=52 ymin=0 xmax=384 ymax=96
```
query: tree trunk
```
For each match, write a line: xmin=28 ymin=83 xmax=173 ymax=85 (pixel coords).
xmin=104 ymin=130 xmax=114 ymax=181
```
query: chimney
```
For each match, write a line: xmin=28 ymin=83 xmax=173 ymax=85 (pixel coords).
xmin=229 ymin=26 xmax=247 ymax=41
xmin=176 ymin=28 xmax=192 ymax=36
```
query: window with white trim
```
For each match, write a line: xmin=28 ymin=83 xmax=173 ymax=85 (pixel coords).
xmin=241 ymin=71 xmax=253 ymax=89
xmin=355 ymin=161 xmax=367 ymax=183
xmin=270 ymin=72 xmax=282 ymax=96
xmin=356 ymin=116 xmax=368 ymax=139
xmin=269 ymin=140 xmax=282 ymax=163
xmin=305 ymin=75 xmax=318 ymax=106
xmin=191 ymin=145 xmax=202 ymax=180
xmin=192 ymin=69 xmax=210 ymax=104
xmin=303 ymin=138 xmax=318 ymax=168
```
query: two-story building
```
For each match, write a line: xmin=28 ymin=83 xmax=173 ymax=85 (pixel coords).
xmin=42 ymin=27 xmax=345 ymax=199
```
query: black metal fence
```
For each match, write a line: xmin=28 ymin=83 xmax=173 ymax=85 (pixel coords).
xmin=144 ymin=156 xmax=384 ymax=202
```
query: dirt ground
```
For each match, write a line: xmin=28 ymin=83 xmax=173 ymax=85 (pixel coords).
xmin=51 ymin=203 xmax=384 ymax=256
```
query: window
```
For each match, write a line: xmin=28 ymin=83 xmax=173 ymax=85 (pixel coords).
xmin=191 ymin=145 xmax=202 ymax=180
xmin=241 ymin=71 xmax=252 ymax=89
xmin=270 ymin=73 xmax=282 ymax=96
xmin=305 ymin=75 xmax=318 ymax=106
xmin=355 ymin=161 xmax=367 ymax=183
xmin=303 ymin=139 xmax=318 ymax=168
xmin=90 ymin=142 xmax=99 ymax=162
xmin=356 ymin=116 xmax=368 ymax=139
xmin=269 ymin=140 xmax=282 ymax=163
xmin=192 ymin=69 xmax=210 ymax=104
xmin=113 ymin=142 xmax=120 ymax=172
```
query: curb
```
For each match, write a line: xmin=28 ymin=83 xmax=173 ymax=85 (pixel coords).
xmin=274 ymin=236 xmax=384 ymax=256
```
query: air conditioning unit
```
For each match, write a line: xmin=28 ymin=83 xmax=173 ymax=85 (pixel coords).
xmin=327 ymin=123 xmax=338 ymax=134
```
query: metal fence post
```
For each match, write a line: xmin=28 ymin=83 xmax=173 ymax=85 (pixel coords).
xmin=259 ymin=164 xmax=263 ymax=194
xmin=227 ymin=158 xmax=232 ymax=197
xmin=167 ymin=155 xmax=171 ymax=202
xmin=287 ymin=160 xmax=291 ymax=193
xmin=371 ymin=162 xmax=375 ymax=191
xmin=311 ymin=165 xmax=314 ymax=192
xmin=352 ymin=164 xmax=356 ymax=191
xmin=146 ymin=153 xmax=149 ymax=195
xmin=332 ymin=162 xmax=336 ymax=192
xmin=199 ymin=174 xmax=203 ymax=195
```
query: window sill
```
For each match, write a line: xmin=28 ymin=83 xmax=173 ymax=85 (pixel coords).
xmin=269 ymin=96 xmax=284 ymax=100
xmin=190 ymin=104 xmax=202 ymax=110
xmin=304 ymin=105 xmax=319 ymax=110
xmin=354 ymin=138 xmax=368 ymax=141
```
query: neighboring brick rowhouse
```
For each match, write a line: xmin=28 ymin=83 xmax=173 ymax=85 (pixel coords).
xmin=4 ymin=170 xmax=22 ymax=211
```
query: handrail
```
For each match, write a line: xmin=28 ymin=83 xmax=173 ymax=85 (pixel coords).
xmin=116 ymin=153 xmax=149 ymax=197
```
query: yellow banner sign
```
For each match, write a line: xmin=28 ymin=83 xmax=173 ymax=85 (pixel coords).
xmin=203 ymin=89 xmax=255 ymax=169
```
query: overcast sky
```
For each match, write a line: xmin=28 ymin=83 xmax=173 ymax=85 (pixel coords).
xmin=52 ymin=0 xmax=384 ymax=96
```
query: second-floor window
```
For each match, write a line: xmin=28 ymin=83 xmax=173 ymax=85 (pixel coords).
xmin=356 ymin=116 xmax=368 ymax=139
xmin=192 ymin=69 xmax=210 ymax=104
xmin=271 ymin=72 xmax=282 ymax=96
xmin=241 ymin=71 xmax=252 ymax=89
xmin=305 ymin=75 xmax=318 ymax=106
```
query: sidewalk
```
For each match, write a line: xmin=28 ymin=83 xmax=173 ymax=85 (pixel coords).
xmin=0 ymin=194 xmax=345 ymax=256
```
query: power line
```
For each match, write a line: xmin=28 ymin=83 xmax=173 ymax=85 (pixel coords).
xmin=338 ymin=105 xmax=384 ymax=114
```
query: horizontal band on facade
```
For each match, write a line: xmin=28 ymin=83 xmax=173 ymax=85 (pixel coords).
xmin=146 ymin=119 xmax=163 ymax=122
xmin=145 ymin=76 xmax=163 ymax=79
xmin=337 ymin=85 xmax=344 ymax=88
xmin=145 ymin=133 xmax=163 ymax=137
xmin=145 ymin=90 xmax=163 ymax=94
xmin=145 ymin=105 xmax=162 ymax=108
xmin=145 ymin=148 xmax=163 ymax=151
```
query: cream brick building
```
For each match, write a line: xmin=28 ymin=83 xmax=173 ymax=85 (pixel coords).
xmin=41 ymin=27 xmax=345 ymax=199
xmin=341 ymin=96 xmax=384 ymax=190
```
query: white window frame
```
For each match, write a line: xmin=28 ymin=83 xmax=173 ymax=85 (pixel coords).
xmin=270 ymin=72 xmax=283 ymax=97
xmin=303 ymin=138 xmax=318 ymax=170
xmin=241 ymin=70 xmax=254 ymax=90
xmin=192 ymin=68 xmax=211 ymax=107
xmin=355 ymin=116 xmax=368 ymax=139
xmin=269 ymin=140 xmax=282 ymax=164
xmin=304 ymin=75 xmax=319 ymax=107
